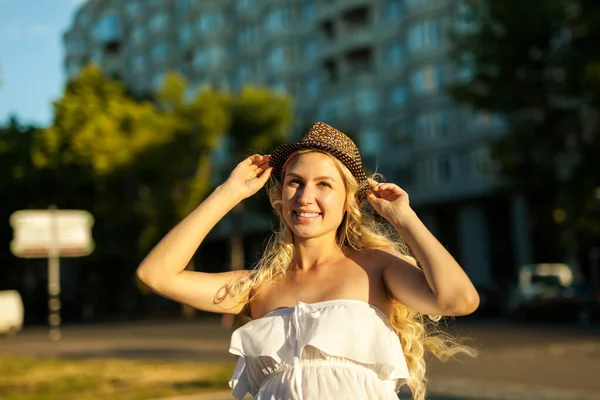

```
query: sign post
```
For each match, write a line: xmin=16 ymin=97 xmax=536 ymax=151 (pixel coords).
xmin=10 ymin=207 xmax=94 ymax=341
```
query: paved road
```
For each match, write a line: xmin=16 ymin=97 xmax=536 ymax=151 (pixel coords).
xmin=1 ymin=318 xmax=599 ymax=400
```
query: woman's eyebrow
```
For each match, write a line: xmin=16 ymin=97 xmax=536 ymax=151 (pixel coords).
xmin=285 ymin=173 xmax=338 ymax=183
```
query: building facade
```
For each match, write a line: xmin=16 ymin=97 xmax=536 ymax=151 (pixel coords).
xmin=64 ymin=0 xmax=534 ymax=293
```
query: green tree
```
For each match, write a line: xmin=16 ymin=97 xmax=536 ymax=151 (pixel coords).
xmin=226 ymin=85 xmax=292 ymax=271
xmin=33 ymin=66 xmax=230 ymax=317
xmin=449 ymin=0 xmax=600 ymax=262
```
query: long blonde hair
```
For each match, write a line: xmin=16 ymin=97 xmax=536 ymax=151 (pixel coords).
xmin=225 ymin=149 xmax=476 ymax=400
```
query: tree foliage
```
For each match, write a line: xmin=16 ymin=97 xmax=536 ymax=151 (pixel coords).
xmin=449 ymin=0 xmax=600 ymax=260
xmin=1 ymin=65 xmax=293 ymax=321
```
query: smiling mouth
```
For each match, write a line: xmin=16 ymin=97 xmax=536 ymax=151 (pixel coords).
xmin=293 ymin=211 xmax=322 ymax=222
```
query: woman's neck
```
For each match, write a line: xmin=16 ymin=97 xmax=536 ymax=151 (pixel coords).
xmin=292 ymin=235 xmax=345 ymax=271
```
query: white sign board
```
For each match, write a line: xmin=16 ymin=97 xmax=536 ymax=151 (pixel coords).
xmin=9 ymin=209 xmax=95 ymax=258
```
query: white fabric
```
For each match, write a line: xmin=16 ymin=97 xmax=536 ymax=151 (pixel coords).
xmin=228 ymin=299 xmax=410 ymax=399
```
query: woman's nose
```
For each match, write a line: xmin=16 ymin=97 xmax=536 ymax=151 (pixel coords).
xmin=297 ymin=186 xmax=315 ymax=204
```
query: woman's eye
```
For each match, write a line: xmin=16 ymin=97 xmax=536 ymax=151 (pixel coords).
xmin=318 ymin=182 xmax=331 ymax=188
xmin=288 ymin=179 xmax=302 ymax=186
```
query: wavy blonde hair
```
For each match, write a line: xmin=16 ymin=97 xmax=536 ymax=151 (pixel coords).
xmin=226 ymin=149 xmax=476 ymax=400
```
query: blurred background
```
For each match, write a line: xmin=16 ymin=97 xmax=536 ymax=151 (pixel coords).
xmin=0 ymin=0 xmax=599 ymax=399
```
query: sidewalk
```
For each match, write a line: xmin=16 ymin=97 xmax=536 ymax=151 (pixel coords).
xmin=157 ymin=375 xmax=600 ymax=400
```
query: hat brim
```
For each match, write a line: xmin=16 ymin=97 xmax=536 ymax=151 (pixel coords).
xmin=269 ymin=140 xmax=369 ymax=195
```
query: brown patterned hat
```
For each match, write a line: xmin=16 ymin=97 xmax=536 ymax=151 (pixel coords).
xmin=269 ymin=122 xmax=368 ymax=194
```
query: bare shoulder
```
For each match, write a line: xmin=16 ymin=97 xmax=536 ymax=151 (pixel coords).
xmin=355 ymin=247 xmax=418 ymax=271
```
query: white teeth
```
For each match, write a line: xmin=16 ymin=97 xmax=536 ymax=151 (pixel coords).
xmin=297 ymin=212 xmax=320 ymax=218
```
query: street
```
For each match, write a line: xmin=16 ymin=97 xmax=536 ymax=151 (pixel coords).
xmin=1 ymin=317 xmax=599 ymax=400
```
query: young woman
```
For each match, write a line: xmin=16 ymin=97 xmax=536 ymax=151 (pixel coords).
xmin=136 ymin=122 xmax=479 ymax=400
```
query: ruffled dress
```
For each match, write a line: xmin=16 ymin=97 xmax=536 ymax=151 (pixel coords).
xmin=228 ymin=299 xmax=410 ymax=399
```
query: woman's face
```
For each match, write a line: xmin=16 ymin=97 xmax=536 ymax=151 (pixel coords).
xmin=281 ymin=152 xmax=347 ymax=241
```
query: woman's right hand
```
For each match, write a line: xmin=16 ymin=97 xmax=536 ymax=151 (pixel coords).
xmin=223 ymin=154 xmax=272 ymax=200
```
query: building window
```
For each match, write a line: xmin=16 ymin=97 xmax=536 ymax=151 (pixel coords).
xmin=383 ymin=0 xmax=404 ymax=21
xmin=267 ymin=46 xmax=286 ymax=71
xmin=93 ymin=12 xmax=121 ymax=43
xmin=272 ymin=81 xmax=287 ymax=94
xmin=360 ymin=129 xmax=382 ymax=155
xmin=196 ymin=11 xmax=222 ymax=34
xmin=301 ymin=2 xmax=316 ymax=22
xmin=305 ymin=75 xmax=321 ymax=97
xmin=422 ymin=155 xmax=452 ymax=184
xmin=152 ymin=72 xmax=165 ymax=90
xmin=125 ymin=2 xmax=142 ymax=18
xmin=66 ymin=37 xmax=85 ymax=53
xmin=66 ymin=62 xmax=81 ymax=79
xmin=152 ymin=43 xmax=167 ymax=63
xmin=410 ymin=64 xmax=443 ymax=95
xmin=133 ymin=55 xmax=147 ymax=73
xmin=131 ymin=26 xmax=145 ymax=47
xmin=385 ymin=41 xmax=404 ymax=65
xmin=238 ymin=24 xmax=260 ymax=46
xmin=177 ymin=0 xmax=191 ymax=15
xmin=356 ymin=89 xmax=379 ymax=115
xmin=179 ymin=25 xmax=192 ymax=45
xmin=407 ymin=20 xmax=443 ymax=53
xmin=265 ymin=9 xmax=290 ymax=34
xmin=238 ymin=0 xmax=255 ymax=12
xmin=415 ymin=111 xmax=448 ymax=141
xmin=390 ymin=85 xmax=408 ymax=106
xmin=303 ymin=38 xmax=318 ymax=60
xmin=406 ymin=0 xmax=433 ymax=9
xmin=149 ymin=12 xmax=169 ymax=34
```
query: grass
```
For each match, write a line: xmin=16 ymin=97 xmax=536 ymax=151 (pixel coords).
xmin=0 ymin=354 xmax=236 ymax=400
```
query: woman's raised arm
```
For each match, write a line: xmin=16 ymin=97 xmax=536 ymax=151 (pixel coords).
xmin=136 ymin=155 xmax=272 ymax=314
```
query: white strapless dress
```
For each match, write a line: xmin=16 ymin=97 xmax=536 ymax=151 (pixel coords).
xmin=228 ymin=299 xmax=410 ymax=399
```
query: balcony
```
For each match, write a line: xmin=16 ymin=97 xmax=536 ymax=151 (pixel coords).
xmin=319 ymin=26 xmax=375 ymax=59
xmin=317 ymin=0 xmax=373 ymax=21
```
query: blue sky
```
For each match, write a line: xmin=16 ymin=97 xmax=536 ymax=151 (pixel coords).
xmin=0 ymin=0 xmax=86 ymax=127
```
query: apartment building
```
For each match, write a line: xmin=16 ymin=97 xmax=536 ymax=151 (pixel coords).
xmin=64 ymin=0 xmax=534 ymax=291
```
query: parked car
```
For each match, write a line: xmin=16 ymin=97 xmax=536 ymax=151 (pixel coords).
xmin=0 ymin=290 xmax=24 ymax=336
xmin=507 ymin=263 xmax=600 ymax=324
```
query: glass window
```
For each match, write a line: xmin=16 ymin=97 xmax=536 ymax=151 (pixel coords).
xmin=390 ymin=85 xmax=408 ymax=106
xmin=238 ymin=24 xmax=260 ymax=46
xmin=152 ymin=72 xmax=165 ymax=90
xmin=416 ymin=111 xmax=448 ymax=140
xmin=66 ymin=62 xmax=81 ymax=79
xmin=265 ymin=9 xmax=290 ymax=33
xmin=152 ymin=43 xmax=167 ymax=63
xmin=177 ymin=0 xmax=191 ymax=14
xmin=179 ymin=25 xmax=192 ymax=45
xmin=405 ymin=0 xmax=432 ymax=8
xmin=301 ymin=2 xmax=316 ymax=21
xmin=267 ymin=46 xmax=286 ymax=71
xmin=303 ymin=38 xmax=318 ymax=60
xmin=305 ymin=75 xmax=321 ymax=97
xmin=383 ymin=0 xmax=404 ymax=21
xmin=125 ymin=1 xmax=142 ymax=18
xmin=360 ymin=129 xmax=382 ymax=155
xmin=197 ymin=11 xmax=222 ymax=34
xmin=132 ymin=55 xmax=147 ymax=73
xmin=93 ymin=12 xmax=121 ymax=42
xmin=385 ymin=42 xmax=404 ymax=65
xmin=407 ymin=20 xmax=443 ymax=53
xmin=66 ymin=37 xmax=85 ymax=53
xmin=131 ymin=26 xmax=145 ymax=47
xmin=438 ymin=156 xmax=452 ymax=181
xmin=410 ymin=64 xmax=442 ymax=94
xmin=356 ymin=89 xmax=379 ymax=115
xmin=149 ymin=12 xmax=169 ymax=33
xmin=238 ymin=0 xmax=255 ymax=12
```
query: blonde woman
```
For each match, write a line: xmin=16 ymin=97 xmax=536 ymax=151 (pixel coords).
xmin=137 ymin=122 xmax=479 ymax=399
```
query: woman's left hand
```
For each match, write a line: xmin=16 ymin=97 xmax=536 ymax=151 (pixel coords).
xmin=366 ymin=179 xmax=414 ymax=227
